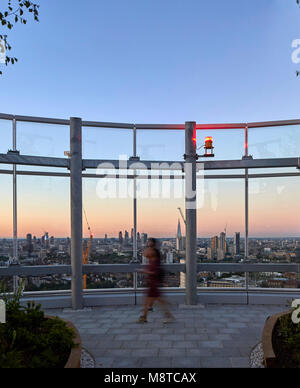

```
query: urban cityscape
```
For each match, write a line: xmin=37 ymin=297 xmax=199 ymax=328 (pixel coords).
xmin=1 ymin=218 xmax=299 ymax=292
xmin=1 ymin=0 xmax=300 ymax=370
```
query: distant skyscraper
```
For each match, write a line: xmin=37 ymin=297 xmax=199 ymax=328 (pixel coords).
xmin=141 ymin=233 xmax=148 ymax=246
xmin=219 ymin=232 xmax=226 ymax=252
xmin=234 ymin=232 xmax=240 ymax=255
xmin=176 ymin=220 xmax=183 ymax=251
xmin=124 ymin=230 xmax=129 ymax=246
xmin=119 ymin=231 xmax=123 ymax=246
xmin=43 ymin=232 xmax=49 ymax=248
xmin=137 ymin=232 xmax=141 ymax=246
xmin=130 ymin=228 xmax=134 ymax=244
xmin=217 ymin=248 xmax=225 ymax=261
xmin=211 ymin=236 xmax=218 ymax=259
xmin=26 ymin=233 xmax=33 ymax=254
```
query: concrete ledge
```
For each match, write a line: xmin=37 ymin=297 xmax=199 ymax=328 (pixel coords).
xmin=248 ymin=291 xmax=300 ymax=305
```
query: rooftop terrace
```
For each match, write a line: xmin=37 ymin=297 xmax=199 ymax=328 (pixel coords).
xmin=46 ymin=303 xmax=285 ymax=368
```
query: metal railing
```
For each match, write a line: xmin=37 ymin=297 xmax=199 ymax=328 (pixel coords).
xmin=1 ymin=113 xmax=300 ymax=308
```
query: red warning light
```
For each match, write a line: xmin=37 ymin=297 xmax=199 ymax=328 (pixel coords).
xmin=205 ymin=136 xmax=213 ymax=149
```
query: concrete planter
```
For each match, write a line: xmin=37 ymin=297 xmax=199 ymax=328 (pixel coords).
xmin=262 ymin=310 xmax=291 ymax=368
xmin=45 ymin=315 xmax=82 ymax=368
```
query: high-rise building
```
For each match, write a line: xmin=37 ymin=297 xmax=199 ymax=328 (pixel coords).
xmin=44 ymin=232 xmax=49 ymax=249
xmin=234 ymin=232 xmax=240 ymax=255
xmin=119 ymin=231 xmax=123 ymax=246
xmin=50 ymin=236 xmax=55 ymax=247
xmin=33 ymin=236 xmax=37 ymax=250
xmin=217 ymin=248 xmax=225 ymax=261
xmin=124 ymin=230 xmax=129 ymax=246
xmin=26 ymin=233 xmax=33 ymax=254
xmin=130 ymin=228 xmax=134 ymax=244
xmin=211 ymin=236 xmax=218 ymax=259
xmin=176 ymin=220 xmax=183 ymax=251
xmin=219 ymin=232 xmax=226 ymax=252
xmin=137 ymin=232 xmax=141 ymax=246
xmin=141 ymin=233 xmax=148 ymax=246
xmin=207 ymin=247 xmax=212 ymax=260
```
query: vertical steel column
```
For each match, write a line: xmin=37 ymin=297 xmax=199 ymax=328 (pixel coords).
xmin=133 ymin=126 xmax=138 ymax=261
xmin=70 ymin=117 xmax=83 ymax=310
xmin=244 ymin=125 xmax=249 ymax=303
xmin=185 ymin=121 xmax=197 ymax=305
xmin=12 ymin=118 xmax=19 ymax=292
xmin=132 ymin=126 xmax=138 ymax=302
xmin=244 ymin=126 xmax=249 ymax=262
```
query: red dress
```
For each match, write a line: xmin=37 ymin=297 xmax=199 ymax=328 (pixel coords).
xmin=147 ymin=256 xmax=161 ymax=298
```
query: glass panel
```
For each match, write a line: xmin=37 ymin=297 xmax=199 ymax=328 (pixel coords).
xmin=249 ymin=177 xmax=300 ymax=242
xmin=248 ymin=272 xmax=299 ymax=289
xmin=197 ymin=271 xmax=246 ymax=288
xmin=137 ymin=271 xmax=180 ymax=288
xmin=197 ymin=128 xmax=244 ymax=161
xmin=83 ymin=177 xmax=133 ymax=262
xmin=198 ymin=179 xmax=245 ymax=262
xmin=23 ymin=274 xmax=71 ymax=291
xmin=85 ymin=273 xmax=133 ymax=289
xmin=137 ymin=130 xmax=184 ymax=161
xmin=18 ymin=177 xmax=70 ymax=276
xmin=138 ymin=185 xmax=185 ymax=238
xmin=0 ymin=119 xmax=12 ymax=154
xmin=82 ymin=127 xmax=133 ymax=160
xmin=248 ymin=125 xmax=300 ymax=159
xmin=17 ymin=122 xmax=69 ymax=158
xmin=0 ymin=174 xmax=13 ymax=240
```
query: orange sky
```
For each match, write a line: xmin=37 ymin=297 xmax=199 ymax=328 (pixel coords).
xmin=0 ymin=175 xmax=300 ymax=238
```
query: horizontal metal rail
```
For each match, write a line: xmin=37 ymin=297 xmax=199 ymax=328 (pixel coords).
xmin=0 ymin=169 xmax=300 ymax=179
xmin=15 ymin=287 xmax=300 ymax=303
xmin=0 ymin=153 xmax=70 ymax=168
xmin=1 ymin=112 xmax=300 ymax=130
xmin=1 ymin=153 xmax=299 ymax=171
xmin=84 ymin=157 xmax=300 ymax=170
xmin=0 ymin=263 xmax=299 ymax=277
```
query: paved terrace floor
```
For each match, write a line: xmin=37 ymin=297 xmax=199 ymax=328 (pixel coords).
xmin=45 ymin=304 xmax=286 ymax=368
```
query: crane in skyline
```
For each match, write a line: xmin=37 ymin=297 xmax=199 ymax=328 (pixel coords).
xmin=177 ymin=207 xmax=186 ymax=225
xmin=83 ymin=208 xmax=93 ymax=290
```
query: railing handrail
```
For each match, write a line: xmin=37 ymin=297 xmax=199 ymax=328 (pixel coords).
xmin=0 ymin=262 xmax=299 ymax=277
xmin=1 ymin=112 xmax=300 ymax=130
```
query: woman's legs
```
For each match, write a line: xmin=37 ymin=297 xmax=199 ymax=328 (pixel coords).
xmin=157 ymin=297 xmax=175 ymax=322
xmin=141 ymin=297 xmax=155 ymax=320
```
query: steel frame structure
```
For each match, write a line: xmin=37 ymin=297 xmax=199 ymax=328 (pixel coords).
xmin=1 ymin=113 xmax=300 ymax=308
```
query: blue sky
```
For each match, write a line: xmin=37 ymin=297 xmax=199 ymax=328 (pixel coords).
xmin=0 ymin=0 xmax=300 ymax=124
xmin=1 ymin=0 xmax=300 ymax=238
xmin=1 ymin=0 xmax=300 ymax=159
